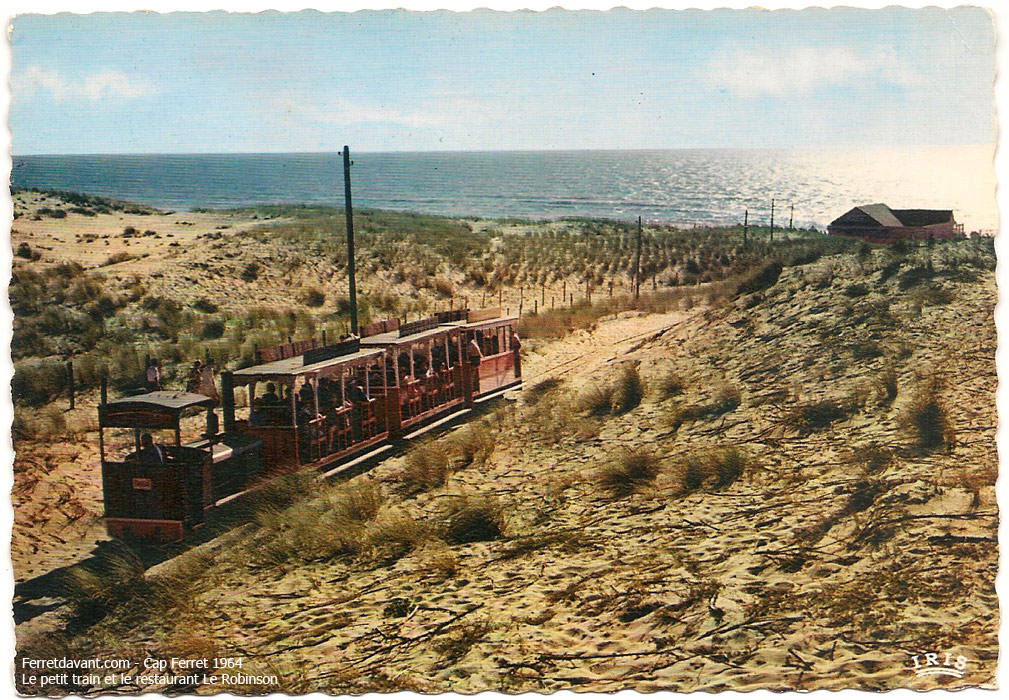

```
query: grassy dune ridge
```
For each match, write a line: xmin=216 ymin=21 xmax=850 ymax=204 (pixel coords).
xmin=11 ymin=188 xmax=996 ymax=693
xmin=12 ymin=190 xmax=846 ymax=420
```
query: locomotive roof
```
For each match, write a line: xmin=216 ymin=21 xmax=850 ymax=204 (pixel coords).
xmin=104 ymin=391 xmax=216 ymax=413
xmin=232 ymin=346 xmax=384 ymax=381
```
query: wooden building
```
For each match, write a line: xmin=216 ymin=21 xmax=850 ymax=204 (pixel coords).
xmin=828 ymin=204 xmax=963 ymax=243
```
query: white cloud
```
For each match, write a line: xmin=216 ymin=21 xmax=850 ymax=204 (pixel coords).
xmin=14 ymin=65 xmax=69 ymax=101
xmin=706 ymin=46 xmax=925 ymax=99
xmin=14 ymin=65 xmax=156 ymax=102
xmin=82 ymin=70 xmax=156 ymax=101
xmin=268 ymin=91 xmax=451 ymax=130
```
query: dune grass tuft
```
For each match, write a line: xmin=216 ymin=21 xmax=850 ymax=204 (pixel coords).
xmin=784 ymin=396 xmax=859 ymax=434
xmin=443 ymin=495 xmax=505 ymax=545
xmin=670 ymin=447 xmax=748 ymax=495
xmin=669 ymin=382 xmax=741 ymax=430
xmin=449 ymin=421 xmax=497 ymax=469
xmin=902 ymin=379 xmax=952 ymax=450
xmin=597 ymin=450 xmax=661 ymax=498
xmin=578 ymin=364 xmax=645 ymax=417
xmin=366 ymin=508 xmax=435 ymax=563
xmin=401 ymin=441 xmax=452 ymax=493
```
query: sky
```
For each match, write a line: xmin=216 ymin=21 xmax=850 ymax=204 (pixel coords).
xmin=8 ymin=6 xmax=997 ymax=154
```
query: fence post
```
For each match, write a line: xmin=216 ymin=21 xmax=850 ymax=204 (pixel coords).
xmin=322 ymin=329 xmax=327 ymax=345
xmin=551 ymin=296 xmax=555 ymax=309
xmin=66 ymin=360 xmax=75 ymax=410
xmin=534 ymin=299 xmax=538 ymax=314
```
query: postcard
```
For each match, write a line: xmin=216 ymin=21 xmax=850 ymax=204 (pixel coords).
xmin=6 ymin=3 xmax=1000 ymax=695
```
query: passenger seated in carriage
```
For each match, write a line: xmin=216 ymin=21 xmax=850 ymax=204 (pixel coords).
xmin=249 ymin=397 xmax=265 ymax=426
xmin=316 ymin=377 xmax=335 ymax=413
xmin=432 ymin=346 xmax=446 ymax=373
xmin=347 ymin=378 xmax=368 ymax=443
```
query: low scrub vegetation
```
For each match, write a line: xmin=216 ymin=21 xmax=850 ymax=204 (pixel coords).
xmin=253 ymin=481 xmax=385 ymax=566
xmin=299 ymin=286 xmax=326 ymax=307
xmin=736 ymin=261 xmax=783 ymax=295
xmin=367 ymin=508 xmax=435 ymax=563
xmin=524 ymin=376 xmax=563 ymax=405
xmin=449 ymin=422 xmax=497 ymax=469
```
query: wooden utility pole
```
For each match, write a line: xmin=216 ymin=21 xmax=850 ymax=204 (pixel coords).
xmin=66 ymin=360 xmax=74 ymax=410
xmin=343 ymin=146 xmax=359 ymax=335
xmin=633 ymin=215 xmax=643 ymax=299
xmin=769 ymin=199 xmax=775 ymax=243
xmin=743 ymin=209 xmax=748 ymax=245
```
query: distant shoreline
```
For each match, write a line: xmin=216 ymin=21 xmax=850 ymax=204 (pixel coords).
xmin=12 ymin=147 xmax=997 ymax=233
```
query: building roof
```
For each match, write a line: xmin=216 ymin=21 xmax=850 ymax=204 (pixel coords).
xmin=855 ymin=204 xmax=904 ymax=227
xmin=892 ymin=209 xmax=955 ymax=227
xmin=831 ymin=204 xmax=956 ymax=229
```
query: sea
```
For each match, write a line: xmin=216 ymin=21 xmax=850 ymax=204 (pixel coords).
xmin=11 ymin=146 xmax=998 ymax=233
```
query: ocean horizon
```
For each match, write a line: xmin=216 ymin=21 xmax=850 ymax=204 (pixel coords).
xmin=12 ymin=146 xmax=997 ymax=233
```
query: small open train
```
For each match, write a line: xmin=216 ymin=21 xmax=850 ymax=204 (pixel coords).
xmin=98 ymin=308 xmax=521 ymax=543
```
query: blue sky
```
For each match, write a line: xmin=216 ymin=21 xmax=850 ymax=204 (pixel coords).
xmin=10 ymin=6 xmax=996 ymax=154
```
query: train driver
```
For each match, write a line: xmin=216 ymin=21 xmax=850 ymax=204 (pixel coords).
xmin=129 ymin=433 xmax=166 ymax=464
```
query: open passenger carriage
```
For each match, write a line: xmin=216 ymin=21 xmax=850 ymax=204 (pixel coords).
xmin=359 ymin=316 xmax=469 ymax=435
xmin=440 ymin=308 xmax=521 ymax=398
xmin=222 ymin=337 xmax=391 ymax=471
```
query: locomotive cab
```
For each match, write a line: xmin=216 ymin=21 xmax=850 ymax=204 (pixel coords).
xmin=98 ymin=387 xmax=263 ymax=543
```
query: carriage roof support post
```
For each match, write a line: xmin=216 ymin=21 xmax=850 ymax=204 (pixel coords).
xmin=343 ymin=145 xmax=359 ymax=336
xmin=221 ymin=371 xmax=235 ymax=432
xmin=313 ymin=375 xmax=320 ymax=416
